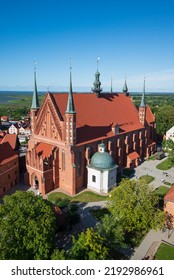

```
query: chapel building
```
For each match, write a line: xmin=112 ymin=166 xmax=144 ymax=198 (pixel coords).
xmin=26 ymin=68 xmax=156 ymax=195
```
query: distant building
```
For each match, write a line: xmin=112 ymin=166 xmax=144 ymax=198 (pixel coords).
xmin=164 ymin=184 xmax=174 ymax=228
xmin=25 ymin=69 xmax=156 ymax=195
xmin=1 ymin=116 xmax=9 ymax=122
xmin=166 ymin=126 xmax=174 ymax=142
xmin=9 ymin=123 xmax=20 ymax=135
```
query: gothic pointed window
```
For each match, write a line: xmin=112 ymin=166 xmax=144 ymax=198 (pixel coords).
xmin=62 ymin=150 xmax=66 ymax=171
xmin=77 ymin=150 xmax=82 ymax=176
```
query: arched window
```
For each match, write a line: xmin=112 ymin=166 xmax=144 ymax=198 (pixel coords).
xmin=62 ymin=150 xmax=66 ymax=171
xmin=77 ymin=150 xmax=82 ymax=176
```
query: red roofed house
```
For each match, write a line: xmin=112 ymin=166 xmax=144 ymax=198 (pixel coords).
xmin=8 ymin=123 xmax=20 ymax=135
xmin=26 ymin=69 xmax=156 ymax=195
xmin=164 ymin=184 xmax=174 ymax=228
xmin=1 ymin=133 xmax=20 ymax=150
xmin=1 ymin=116 xmax=9 ymax=122
xmin=0 ymin=142 xmax=19 ymax=196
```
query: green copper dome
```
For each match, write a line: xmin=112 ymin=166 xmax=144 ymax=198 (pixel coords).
xmin=90 ymin=151 xmax=115 ymax=170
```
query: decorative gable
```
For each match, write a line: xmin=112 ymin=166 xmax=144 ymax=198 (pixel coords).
xmin=35 ymin=93 xmax=63 ymax=140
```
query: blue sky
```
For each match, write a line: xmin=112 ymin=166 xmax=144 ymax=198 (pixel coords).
xmin=0 ymin=0 xmax=174 ymax=92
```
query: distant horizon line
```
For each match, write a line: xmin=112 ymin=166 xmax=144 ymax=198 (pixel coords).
xmin=0 ymin=90 xmax=174 ymax=95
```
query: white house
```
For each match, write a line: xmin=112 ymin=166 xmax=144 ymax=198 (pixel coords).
xmin=8 ymin=123 xmax=20 ymax=135
xmin=87 ymin=142 xmax=118 ymax=194
xmin=166 ymin=126 xmax=174 ymax=142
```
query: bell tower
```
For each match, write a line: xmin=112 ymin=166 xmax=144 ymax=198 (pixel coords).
xmin=30 ymin=62 xmax=40 ymax=135
xmin=139 ymin=78 xmax=146 ymax=126
xmin=92 ymin=58 xmax=102 ymax=97
xmin=123 ymin=76 xmax=129 ymax=96
xmin=65 ymin=64 xmax=76 ymax=145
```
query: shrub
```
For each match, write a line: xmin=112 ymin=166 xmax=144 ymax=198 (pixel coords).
xmin=55 ymin=198 xmax=70 ymax=208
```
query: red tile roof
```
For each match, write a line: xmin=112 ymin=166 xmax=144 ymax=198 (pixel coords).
xmin=128 ymin=151 xmax=140 ymax=160
xmin=0 ymin=142 xmax=18 ymax=165
xmin=36 ymin=142 xmax=53 ymax=158
xmin=164 ymin=184 xmax=174 ymax=203
xmin=146 ymin=104 xmax=155 ymax=123
xmin=1 ymin=134 xmax=19 ymax=150
xmin=51 ymin=93 xmax=145 ymax=144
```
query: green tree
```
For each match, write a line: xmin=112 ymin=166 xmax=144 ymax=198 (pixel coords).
xmin=162 ymin=139 xmax=174 ymax=151
xmin=155 ymin=105 xmax=174 ymax=136
xmin=51 ymin=249 xmax=66 ymax=260
xmin=69 ymin=228 xmax=109 ymax=260
xmin=169 ymin=150 xmax=174 ymax=163
xmin=107 ymin=179 xmax=165 ymax=244
xmin=0 ymin=191 xmax=56 ymax=260
xmin=97 ymin=214 xmax=125 ymax=249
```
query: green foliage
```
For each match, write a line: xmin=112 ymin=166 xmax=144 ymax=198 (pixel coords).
xmin=90 ymin=208 xmax=110 ymax=221
xmin=0 ymin=191 xmax=56 ymax=260
xmin=107 ymin=179 xmax=165 ymax=244
xmin=69 ymin=228 xmax=109 ymax=260
xmin=155 ymin=105 xmax=174 ymax=135
xmin=55 ymin=198 xmax=70 ymax=208
xmin=162 ymin=139 xmax=174 ymax=151
xmin=155 ymin=186 xmax=170 ymax=198
xmin=51 ymin=249 xmax=66 ymax=260
xmin=97 ymin=214 xmax=125 ymax=249
xmin=156 ymin=158 xmax=174 ymax=170
xmin=155 ymin=243 xmax=174 ymax=260
xmin=169 ymin=150 xmax=174 ymax=163
xmin=139 ymin=175 xmax=155 ymax=184
xmin=68 ymin=203 xmax=79 ymax=212
xmin=48 ymin=190 xmax=108 ymax=203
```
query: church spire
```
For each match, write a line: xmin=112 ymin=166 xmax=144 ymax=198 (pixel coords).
xmin=111 ymin=76 xmax=113 ymax=93
xmin=66 ymin=61 xmax=76 ymax=114
xmin=92 ymin=57 xmax=102 ymax=97
xmin=140 ymin=77 xmax=146 ymax=107
xmin=123 ymin=75 xmax=129 ymax=96
xmin=31 ymin=61 xmax=39 ymax=109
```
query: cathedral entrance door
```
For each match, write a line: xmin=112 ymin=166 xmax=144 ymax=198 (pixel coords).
xmin=33 ymin=175 xmax=39 ymax=189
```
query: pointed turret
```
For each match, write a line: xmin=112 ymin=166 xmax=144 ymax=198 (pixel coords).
xmin=91 ymin=58 xmax=102 ymax=97
xmin=139 ymin=77 xmax=146 ymax=126
xmin=30 ymin=64 xmax=40 ymax=135
xmin=66 ymin=66 xmax=76 ymax=114
xmin=65 ymin=64 xmax=76 ymax=145
xmin=111 ymin=76 xmax=113 ymax=94
xmin=140 ymin=77 xmax=146 ymax=107
xmin=31 ymin=66 xmax=39 ymax=109
xmin=123 ymin=76 xmax=129 ymax=96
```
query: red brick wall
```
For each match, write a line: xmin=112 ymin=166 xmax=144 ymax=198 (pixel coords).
xmin=0 ymin=156 xmax=19 ymax=196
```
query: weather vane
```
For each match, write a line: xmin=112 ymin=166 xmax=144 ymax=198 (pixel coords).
xmin=70 ymin=58 xmax=72 ymax=71
xmin=34 ymin=59 xmax=37 ymax=71
xmin=97 ymin=57 xmax=100 ymax=71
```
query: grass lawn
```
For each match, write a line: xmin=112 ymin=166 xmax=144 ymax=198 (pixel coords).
xmin=146 ymin=155 xmax=156 ymax=161
xmin=155 ymin=186 xmax=169 ymax=198
xmin=139 ymin=175 xmax=155 ymax=184
xmin=155 ymin=243 xmax=174 ymax=260
xmin=164 ymin=181 xmax=172 ymax=186
xmin=156 ymin=158 xmax=174 ymax=170
xmin=90 ymin=208 xmax=110 ymax=220
xmin=48 ymin=190 xmax=109 ymax=203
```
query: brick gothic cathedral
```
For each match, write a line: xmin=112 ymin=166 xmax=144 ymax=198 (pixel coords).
xmin=26 ymin=68 xmax=156 ymax=195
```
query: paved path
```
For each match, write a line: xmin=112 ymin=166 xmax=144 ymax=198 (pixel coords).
xmin=2 ymin=156 xmax=174 ymax=259
xmin=77 ymin=201 xmax=106 ymax=230
xmin=130 ymin=229 xmax=174 ymax=260
xmin=131 ymin=156 xmax=174 ymax=189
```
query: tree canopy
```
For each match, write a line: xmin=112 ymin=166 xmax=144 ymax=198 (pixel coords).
xmin=0 ymin=191 xmax=56 ymax=260
xmin=155 ymin=105 xmax=174 ymax=136
xmin=68 ymin=227 xmax=109 ymax=260
xmin=107 ymin=179 xmax=165 ymax=244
